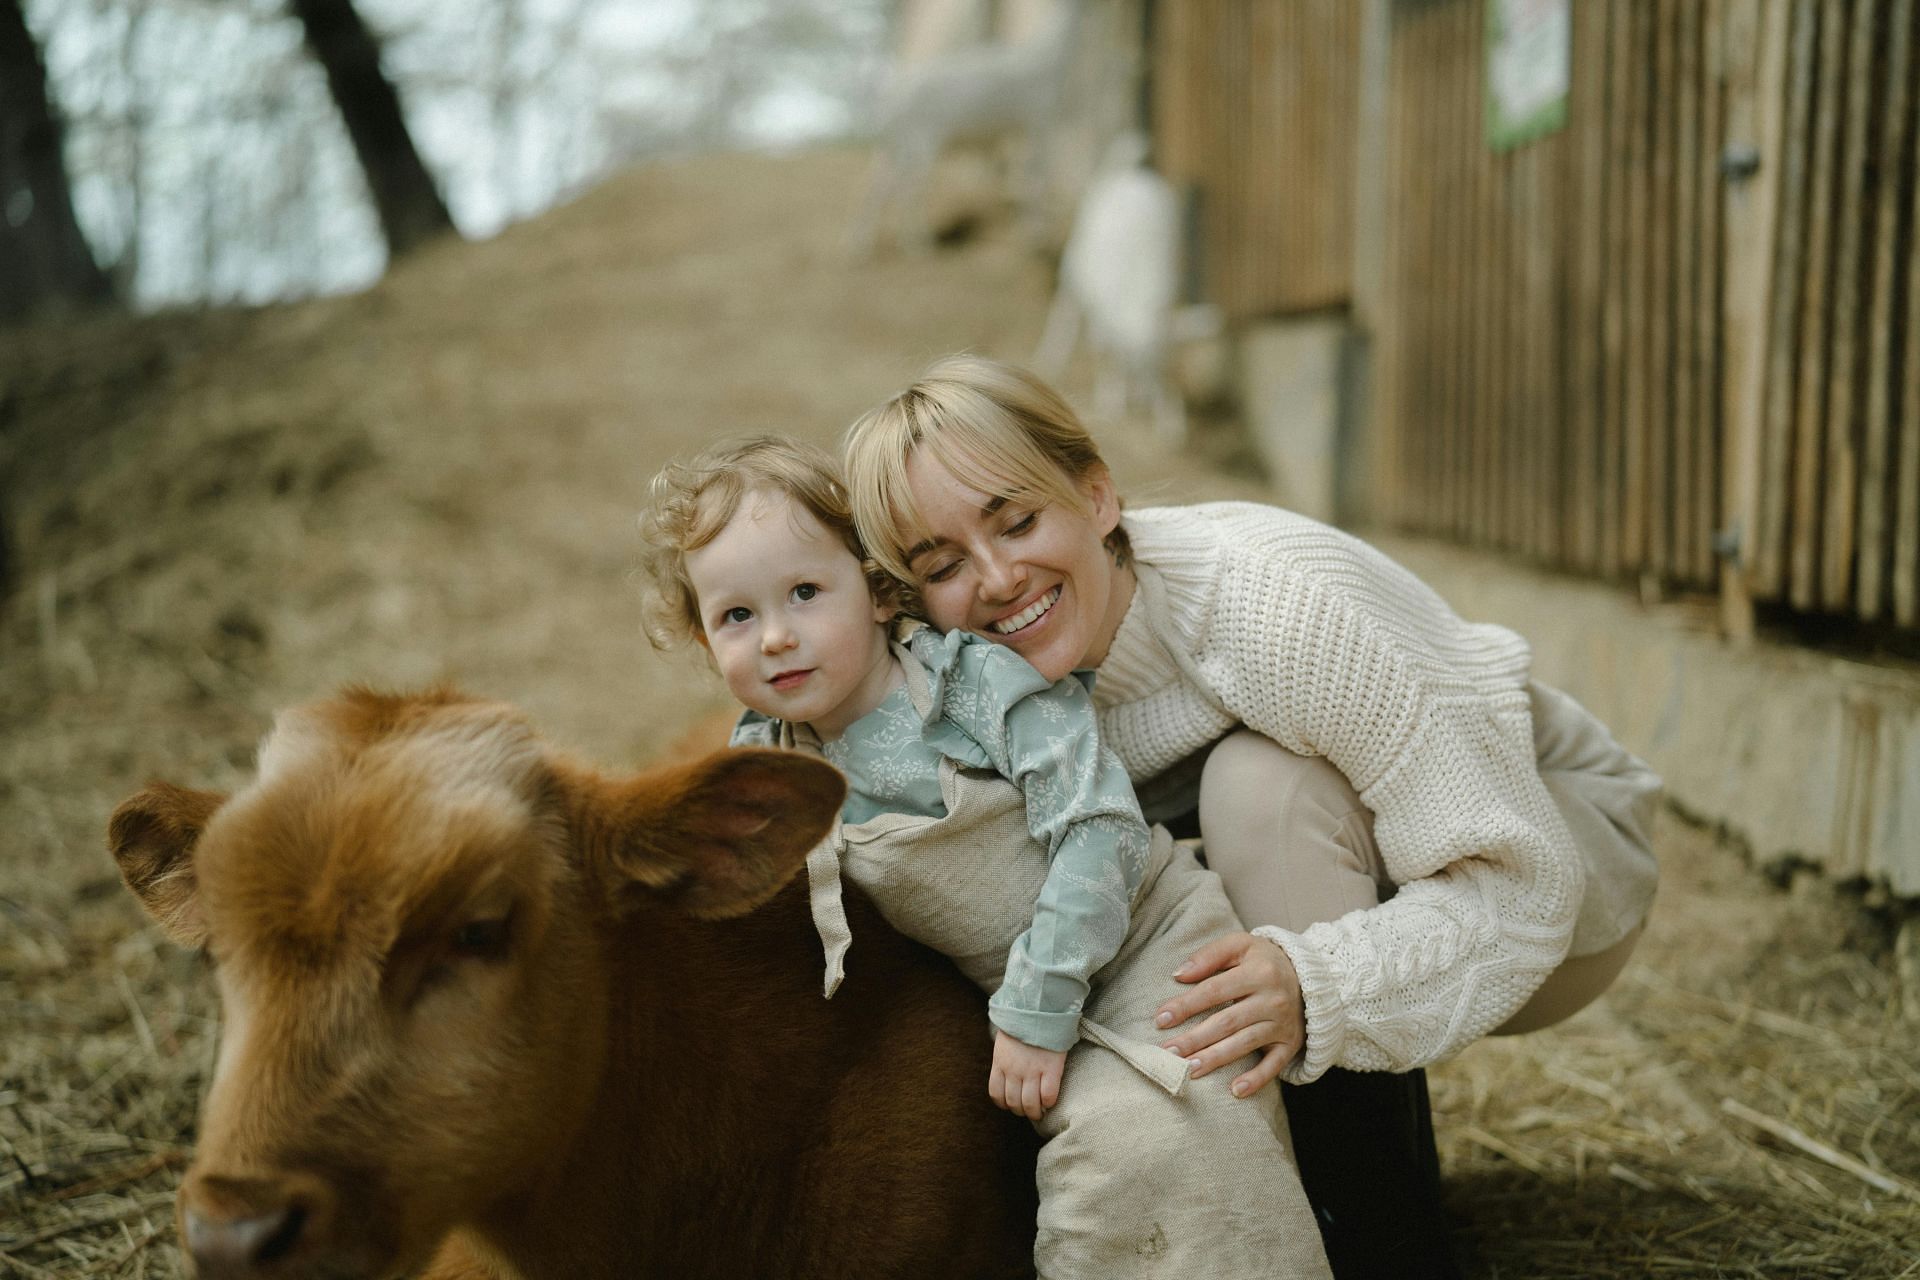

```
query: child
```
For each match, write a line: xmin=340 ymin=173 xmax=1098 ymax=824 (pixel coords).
xmin=841 ymin=354 xmax=1662 ymax=1278
xmin=638 ymin=435 xmax=1330 ymax=1280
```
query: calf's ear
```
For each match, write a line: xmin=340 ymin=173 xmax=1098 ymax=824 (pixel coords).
xmin=572 ymin=749 xmax=846 ymax=920
xmin=109 ymin=782 xmax=227 ymax=948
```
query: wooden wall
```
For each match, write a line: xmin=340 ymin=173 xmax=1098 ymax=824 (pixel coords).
xmin=1152 ymin=0 xmax=1363 ymax=319
xmin=1369 ymin=0 xmax=1920 ymax=629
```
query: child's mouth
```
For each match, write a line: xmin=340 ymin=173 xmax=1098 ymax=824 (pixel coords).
xmin=990 ymin=586 xmax=1061 ymax=636
xmin=769 ymin=669 xmax=813 ymax=691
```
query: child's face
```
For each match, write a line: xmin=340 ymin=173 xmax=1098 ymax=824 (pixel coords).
xmin=684 ymin=490 xmax=896 ymax=737
xmin=901 ymin=450 xmax=1124 ymax=683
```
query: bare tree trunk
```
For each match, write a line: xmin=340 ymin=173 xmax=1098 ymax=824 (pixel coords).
xmin=0 ymin=0 xmax=112 ymax=324
xmin=289 ymin=0 xmax=454 ymax=257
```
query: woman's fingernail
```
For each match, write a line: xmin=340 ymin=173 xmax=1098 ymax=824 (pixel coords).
xmin=1173 ymin=963 xmax=1190 ymax=977
xmin=1232 ymin=1080 xmax=1251 ymax=1097
xmin=1155 ymin=1011 xmax=1173 ymax=1028
xmin=1187 ymin=1057 xmax=1205 ymax=1076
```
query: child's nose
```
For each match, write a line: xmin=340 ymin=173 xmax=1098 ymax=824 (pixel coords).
xmin=761 ymin=619 xmax=796 ymax=652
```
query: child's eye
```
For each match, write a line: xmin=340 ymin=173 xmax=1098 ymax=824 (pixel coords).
xmin=721 ymin=606 xmax=753 ymax=625
xmin=792 ymin=583 xmax=820 ymax=602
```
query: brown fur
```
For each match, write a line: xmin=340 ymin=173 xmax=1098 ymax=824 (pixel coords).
xmin=111 ymin=688 xmax=1036 ymax=1280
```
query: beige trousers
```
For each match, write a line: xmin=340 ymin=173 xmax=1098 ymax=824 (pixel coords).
xmin=1193 ymin=684 xmax=1659 ymax=1035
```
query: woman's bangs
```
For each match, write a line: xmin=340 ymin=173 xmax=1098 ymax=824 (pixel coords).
xmin=923 ymin=409 xmax=1085 ymax=517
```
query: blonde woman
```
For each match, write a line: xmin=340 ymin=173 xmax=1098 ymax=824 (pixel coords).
xmin=843 ymin=355 xmax=1661 ymax=1280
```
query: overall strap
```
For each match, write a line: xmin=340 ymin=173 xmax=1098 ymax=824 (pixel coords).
xmin=778 ymin=717 xmax=854 ymax=998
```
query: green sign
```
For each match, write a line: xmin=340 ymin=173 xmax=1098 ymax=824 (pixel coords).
xmin=1487 ymin=0 xmax=1570 ymax=150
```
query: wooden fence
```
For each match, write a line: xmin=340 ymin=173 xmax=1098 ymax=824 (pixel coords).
xmin=1151 ymin=0 xmax=1362 ymax=319
xmin=1370 ymin=0 xmax=1920 ymax=631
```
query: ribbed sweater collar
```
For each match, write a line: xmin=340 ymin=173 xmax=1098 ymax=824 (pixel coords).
xmin=1092 ymin=507 xmax=1222 ymax=707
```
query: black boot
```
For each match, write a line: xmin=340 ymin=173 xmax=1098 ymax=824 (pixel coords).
xmin=1281 ymin=1066 xmax=1462 ymax=1280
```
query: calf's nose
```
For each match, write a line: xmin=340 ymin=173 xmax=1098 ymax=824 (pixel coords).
xmin=181 ymin=1173 xmax=329 ymax=1278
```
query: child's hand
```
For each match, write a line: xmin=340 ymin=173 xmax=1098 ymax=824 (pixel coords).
xmin=989 ymin=1031 xmax=1066 ymax=1120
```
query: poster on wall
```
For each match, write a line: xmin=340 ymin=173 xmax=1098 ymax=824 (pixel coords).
xmin=1486 ymin=0 xmax=1570 ymax=149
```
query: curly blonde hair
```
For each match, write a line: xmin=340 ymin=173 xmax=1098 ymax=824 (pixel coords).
xmin=637 ymin=435 xmax=908 ymax=650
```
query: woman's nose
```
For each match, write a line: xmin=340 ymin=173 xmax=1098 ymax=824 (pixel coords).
xmin=976 ymin=549 xmax=1028 ymax=602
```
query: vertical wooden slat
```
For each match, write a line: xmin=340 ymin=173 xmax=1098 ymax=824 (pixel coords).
xmin=1393 ymin=1 xmax=1418 ymax=527
xmin=1788 ymin=0 xmax=1847 ymax=608
xmin=1446 ymin=1 xmax=1474 ymax=539
xmin=1474 ymin=0 xmax=1502 ymax=549
xmin=1818 ymin=0 xmax=1880 ymax=608
xmin=1410 ymin=2 xmax=1439 ymax=531
xmin=1694 ymin=0 xmax=1727 ymax=586
xmin=1857 ymin=0 xmax=1915 ymax=619
xmin=1647 ymin=0 xmax=1679 ymax=580
xmin=1400 ymin=2 xmax=1424 ymax=530
xmin=1720 ymin=0 xmax=1793 ymax=639
xmin=1622 ymin=0 xmax=1653 ymax=573
xmin=1754 ymin=0 xmax=1817 ymax=600
xmin=1535 ymin=130 xmax=1564 ymax=561
xmin=1571 ymin=0 xmax=1611 ymax=571
xmin=1895 ymin=55 xmax=1920 ymax=625
xmin=1673 ymin=0 xmax=1702 ymax=581
xmin=1503 ymin=142 xmax=1525 ymax=552
xmin=1602 ymin=0 xmax=1634 ymax=575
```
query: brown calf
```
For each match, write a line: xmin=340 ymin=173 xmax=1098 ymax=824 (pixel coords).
xmin=111 ymin=687 xmax=1036 ymax=1279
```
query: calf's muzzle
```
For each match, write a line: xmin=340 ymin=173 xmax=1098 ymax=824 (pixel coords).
xmin=181 ymin=1170 xmax=339 ymax=1279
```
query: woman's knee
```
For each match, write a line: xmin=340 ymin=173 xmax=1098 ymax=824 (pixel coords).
xmin=1200 ymin=734 xmax=1362 ymax=861
xmin=1197 ymin=732 xmax=1386 ymax=931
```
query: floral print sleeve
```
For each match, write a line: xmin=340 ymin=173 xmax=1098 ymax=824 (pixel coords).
xmin=909 ymin=627 xmax=1153 ymax=1053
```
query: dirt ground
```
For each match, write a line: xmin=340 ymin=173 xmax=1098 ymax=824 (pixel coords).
xmin=2 ymin=146 xmax=1916 ymax=1278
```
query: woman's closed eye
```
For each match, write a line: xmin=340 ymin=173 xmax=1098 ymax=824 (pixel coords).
xmin=1003 ymin=511 xmax=1037 ymax=537
xmin=921 ymin=557 xmax=961 ymax=584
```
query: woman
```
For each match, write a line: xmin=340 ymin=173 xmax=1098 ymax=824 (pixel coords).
xmin=842 ymin=354 xmax=1661 ymax=1279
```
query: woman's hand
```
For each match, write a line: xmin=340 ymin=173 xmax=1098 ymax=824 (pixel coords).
xmin=989 ymin=1031 xmax=1067 ymax=1120
xmin=1154 ymin=932 xmax=1304 ymax=1098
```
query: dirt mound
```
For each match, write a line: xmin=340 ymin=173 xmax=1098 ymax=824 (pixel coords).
xmin=2 ymin=146 xmax=1914 ymax=1277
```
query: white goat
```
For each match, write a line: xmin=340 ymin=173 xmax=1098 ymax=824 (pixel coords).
xmin=849 ymin=0 xmax=1082 ymax=255
xmin=1035 ymin=132 xmax=1190 ymax=443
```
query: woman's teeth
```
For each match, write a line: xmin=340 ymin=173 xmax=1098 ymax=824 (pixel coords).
xmin=991 ymin=587 xmax=1061 ymax=635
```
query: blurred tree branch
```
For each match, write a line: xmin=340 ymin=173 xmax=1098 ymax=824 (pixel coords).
xmin=0 ymin=0 xmax=113 ymax=323
xmin=288 ymin=0 xmax=453 ymax=256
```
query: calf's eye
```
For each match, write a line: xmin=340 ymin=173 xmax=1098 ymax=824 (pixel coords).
xmin=451 ymin=917 xmax=511 ymax=961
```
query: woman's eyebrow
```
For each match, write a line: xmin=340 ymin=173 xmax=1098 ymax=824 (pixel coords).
xmin=905 ymin=496 xmax=1009 ymax=562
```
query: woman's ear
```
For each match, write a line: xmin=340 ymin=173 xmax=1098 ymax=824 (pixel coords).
xmin=1084 ymin=466 xmax=1121 ymax=537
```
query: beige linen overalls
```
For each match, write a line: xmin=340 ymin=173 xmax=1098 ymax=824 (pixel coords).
xmin=791 ymin=646 xmax=1333 ymax=1280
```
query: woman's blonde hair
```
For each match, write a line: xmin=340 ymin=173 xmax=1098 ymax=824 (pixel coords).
xmin=842 ymin=354 xmax=1128 ymax=585
xmin=637 ymin=434 xmax=903 ymax=650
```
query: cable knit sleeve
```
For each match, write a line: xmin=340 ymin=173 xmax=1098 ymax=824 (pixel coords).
xmin=1165 ymin=508 xmax=1584 ymax=1081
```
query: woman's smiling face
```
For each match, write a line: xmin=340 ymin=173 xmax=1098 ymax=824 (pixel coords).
xmin=902 ymin=450 xmax=1129 ymax=683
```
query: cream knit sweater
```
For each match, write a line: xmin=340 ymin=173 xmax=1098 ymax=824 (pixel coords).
xmin=1092 ymin=503 xmax=1584 ymax=1083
